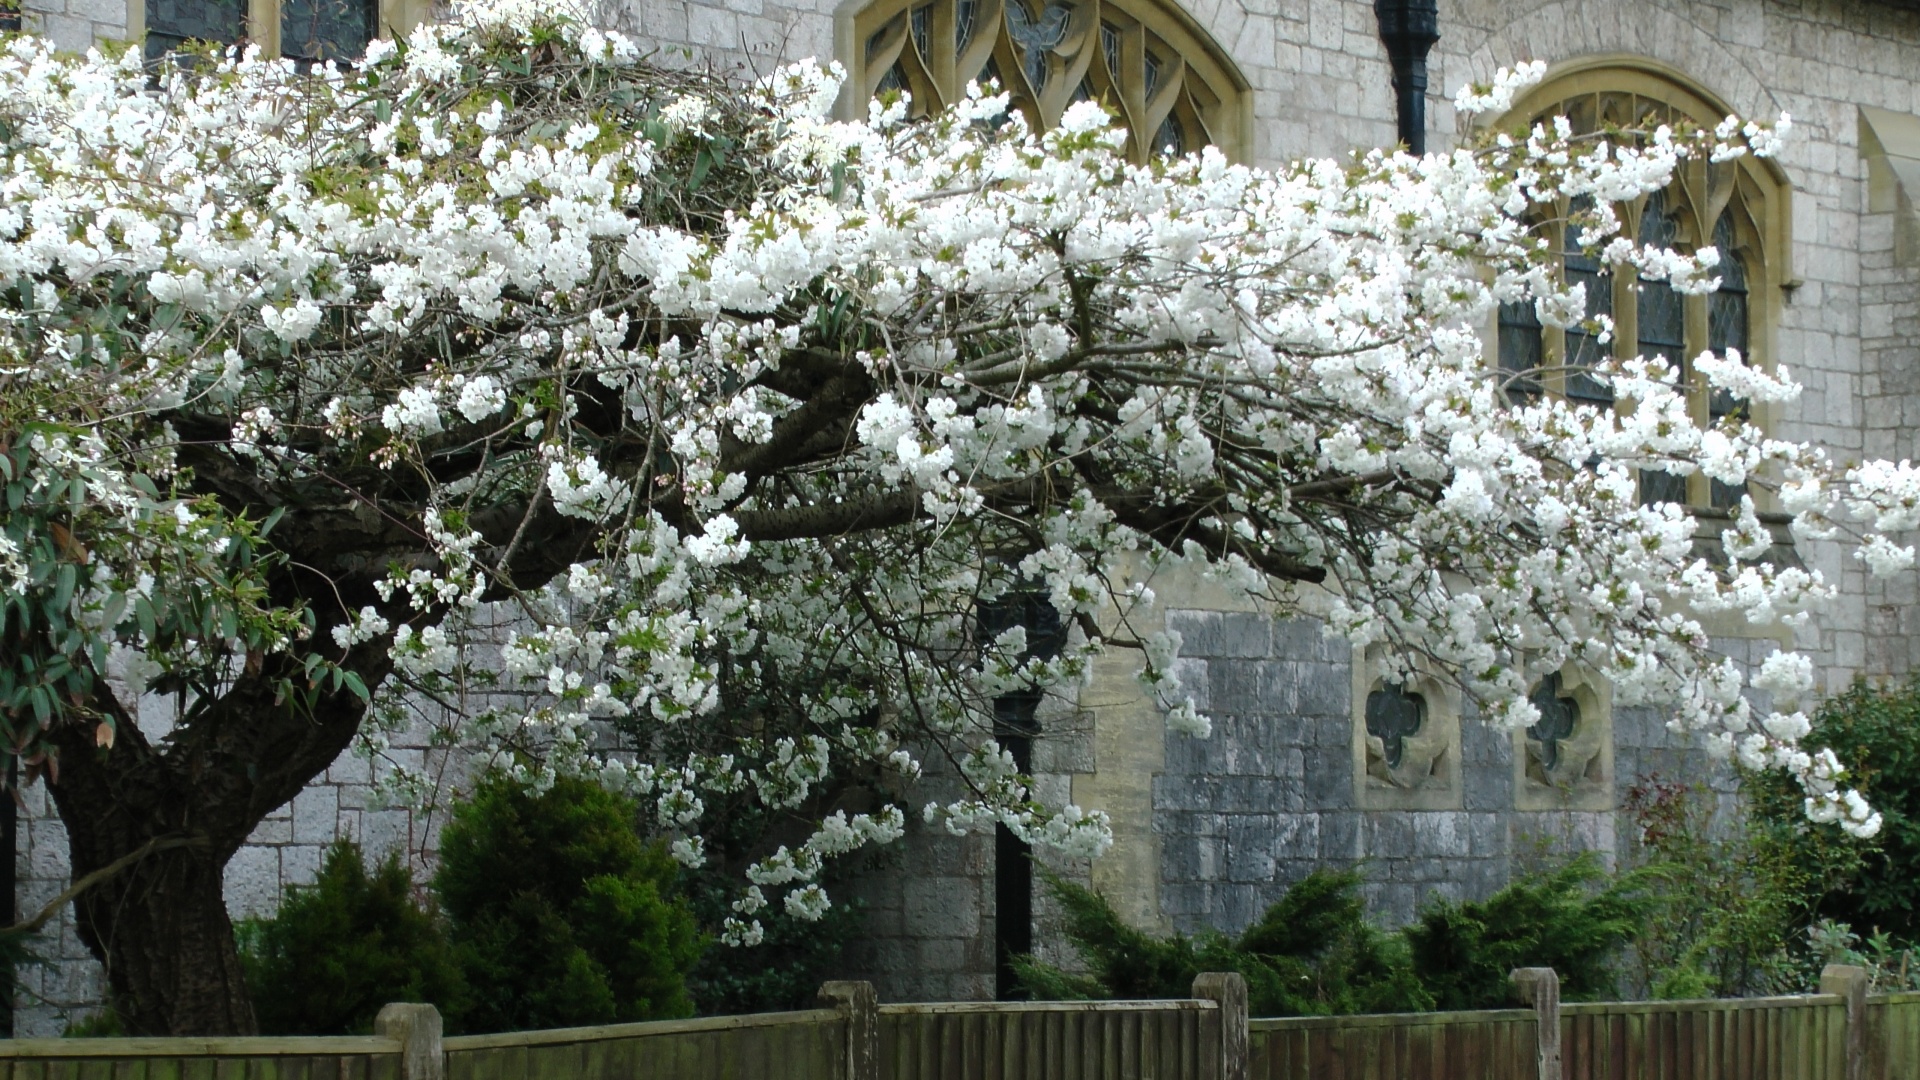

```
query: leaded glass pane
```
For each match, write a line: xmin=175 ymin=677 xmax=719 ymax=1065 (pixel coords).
xmin=1637 ymin=190 xmax=1685 ymax=369
xmin=1004 ymin=1 xmax=1071 ymax=90
xmin=1497 ymin=299 xmax=1542 ymax=403
xmin=1708 ymin=211 xmax=1752 ymax=509
xmin=910 ymin=4 xmax=930 ymax=58
xmin=144 ymin=0 xmax=244 ymax=61
xmin=1564 ymin=203 xmax=1614 ymax=407
xmin=1638 ymin=191 xmax=1688 ymax=505
xmin=280 ymin=0 xmax=375 ymax=62
xmin=1365 ymin=683 xmax=1426 ymax=770
xmin=1151 ymin=114 xmax=1183 ymax=157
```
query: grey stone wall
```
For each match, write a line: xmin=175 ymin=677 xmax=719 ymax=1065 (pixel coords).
xmin=1150 ymin=611 xmax=1722 ymax=933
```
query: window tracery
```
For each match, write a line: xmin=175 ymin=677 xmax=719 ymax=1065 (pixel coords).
xmin=1491 ymin=61 xmax=1790 ymax=511
xmin=841 ymin=0 xmax=1249 ymax=163
xmin=1352 ymin=650 xmax=1461 ymax=810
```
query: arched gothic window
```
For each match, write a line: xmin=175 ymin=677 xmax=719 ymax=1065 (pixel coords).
xmin=139 ymin=0 xmax=427 ymax=64
xmin=1489 ymin=60 xmax=1791 ymax=511
xmin=837 ymin=0 xmax=1250 ymax=163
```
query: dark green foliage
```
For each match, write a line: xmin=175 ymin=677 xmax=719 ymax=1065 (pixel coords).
xmin=1619 ymin=777 xmax=1826 ymax=998
xmin=435 ymin=776 xmax=705 ymax=1032
xmin=1747 ymin=679 xmax=1912 ymax=943
xmin=1025 ymin=858 xmax=1652 ymax=1016
xmin=686 ymin=892 xmax=868 ymax=1014
xmin=239 ymin=841 xmax=466 ymax=1035
xmin=61 ymin=1010 xmax=123 ymax=1037
xmin=1014 ymin=868 xmax=1431 ymax=1017
xmin=1404 ymin=854 xmax=1651 ymax=1009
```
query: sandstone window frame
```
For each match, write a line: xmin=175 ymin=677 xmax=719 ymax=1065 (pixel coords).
xmin=133 ymin=0 xmax=429 ymax=66
xmin=831 ymin=0 xmax=1251 ymax=164
xmin=1512 ymin=663 xmax=1614 ymax=812
xmin=1489 ymin=57 xmax=1795 ymax=512
xmin=1350 ymin=645 xmax=1462 ymax=811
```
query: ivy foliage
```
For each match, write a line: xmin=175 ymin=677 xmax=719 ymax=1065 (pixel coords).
xmin=435 ymin=775 xmax=706 ymax=1031
xmin=1018 ymin=857 xmax=1650 ymax=1014
xmin=240 ymin=842 xmax=467 ymax=1035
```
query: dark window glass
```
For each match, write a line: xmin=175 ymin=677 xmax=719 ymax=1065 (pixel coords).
xmin=1526 ymin=671 xmax=1581 ymax=772
xmin=910 ymin=4 xmax=930 ymax=58
xmin=1497 ymin=299 xmax=1543 ymax=404
xmin=1708 ymin=211 xmax=1752 ymax=509
xmin=1151 ymin=114 xmax=1183 ymax=157
xmin=144 ymin=0 xmax=244 ymax=62
xmin=280 ymin=0 xmax=375 ymax=63
xmin=1638 ymin=190 xmax=1689 ymax=505
xmin=1365 ymin=683 xmax=1426 ymax=770
xmin=1637 ymin=190 xmax=1686 ymax=370
xmin=1563 ymin=199 xmax=1614 ymax=408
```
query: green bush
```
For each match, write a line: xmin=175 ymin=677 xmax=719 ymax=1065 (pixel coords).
xmin=685 ymin=884 xmax=868 ymax=1014
xmin=1023 ymin=857 xmax=1649 ymax=1015
xmin=1617 ymin=777 xmax=1823 ymax=998
xmin=240 ymin=841 xmax=466 ymax=1035
xmin=1747 ymin=679 xmax=1910 ymax=943
xmin=1013 ymin=867 xmax=1431 ymax=1017
xmin=435 ymin=776 xmax=706 ymax=1032
xmin=1404 ymin=854 xmax=1651 ymax=1008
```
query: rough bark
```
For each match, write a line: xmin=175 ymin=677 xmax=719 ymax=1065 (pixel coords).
xmin=43 ymin=645 xmax=386 ymax=1036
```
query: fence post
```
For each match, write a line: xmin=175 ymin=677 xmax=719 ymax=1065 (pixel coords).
xmin=1822 ymin=963 xmax=1870 ymax=1080
xmin=1510 ymin=968 xmax=1561 ymax=1080
xmin=374 ymin=1003 xmax=445 ymax=1080
xmin=1192 ymin=972 xmax=1248 ymax=1080
xmin=818 ymin=980 xmax=878 ymax=1080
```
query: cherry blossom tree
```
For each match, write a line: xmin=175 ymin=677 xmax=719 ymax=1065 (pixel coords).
xmin=0 ymin=5 xmax=1907 ymax=1033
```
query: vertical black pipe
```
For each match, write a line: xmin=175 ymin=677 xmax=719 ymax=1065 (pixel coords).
xmin=1374 ymin=0 xmax=1440 ymax=154
xmin=3 ymin=758 xmax=17 ymax=1037
xmin=992 ymin=694 xmax=1038 ymax=1000
xmin=978 ymin=591 xmax=1064 ymax=1001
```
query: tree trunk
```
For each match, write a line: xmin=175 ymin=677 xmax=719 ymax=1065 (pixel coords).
xmin=66 ymin=840 xmax=255 ymax=1035
xmin=41 ymin=646 xmax=388 ymax=1036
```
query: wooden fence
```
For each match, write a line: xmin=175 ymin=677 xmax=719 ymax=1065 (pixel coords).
xmin=10 ymin=965 xmax=1920 ymax=1080
xmin=1251 ymin=1005 xmax=1539 ymax=1079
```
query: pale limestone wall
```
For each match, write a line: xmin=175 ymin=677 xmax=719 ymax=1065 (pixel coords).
xmin=15 ymin=0 xmax=127 ymax=54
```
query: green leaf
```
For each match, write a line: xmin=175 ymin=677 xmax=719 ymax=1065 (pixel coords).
xmin=341 ymin=671 xmax=369 ymax=702
xmin=52 ymin=563 xmax=76 ymax=612
xmin=689 ymin=147 xmax=713 ymax=191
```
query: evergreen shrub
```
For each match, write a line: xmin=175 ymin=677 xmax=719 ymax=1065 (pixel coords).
xmin=435 ymin=775 xmax=705 ymax=1032
xmin=240 ymin=841 xmax=466 ymax=1035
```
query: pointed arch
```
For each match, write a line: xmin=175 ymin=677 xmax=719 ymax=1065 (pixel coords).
xmin=832 ymin=0 xmax=1251 ymax=163
xmin=1489 ymin=57 xmax=1794 ymax=511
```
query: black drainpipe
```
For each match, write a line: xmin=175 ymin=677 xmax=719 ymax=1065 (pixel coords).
xmin=1374 ymin=0 xmax=1440 ymax=154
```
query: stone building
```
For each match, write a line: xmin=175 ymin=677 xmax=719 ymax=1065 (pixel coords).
xmin=13 ymin=0 xmax=1920 ymax=1032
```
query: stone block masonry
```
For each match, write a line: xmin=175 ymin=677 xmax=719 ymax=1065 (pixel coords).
xmin=1154 ymin=611 xmax=1730 ymax=933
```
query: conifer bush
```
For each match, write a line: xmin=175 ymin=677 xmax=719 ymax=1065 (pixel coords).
xmin=1019 ymin=857 xmax=1651 ymax=1014
xmin=1403 ymin=855 xmax=1651 ymax=1008
xmin=435 ymin=776 xmax=705 ymax=1031
xmin=1012 ymin=868 xmax=1431 ymax=1016
xmin=240 ymin=842 xmax=466 ymax=1035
